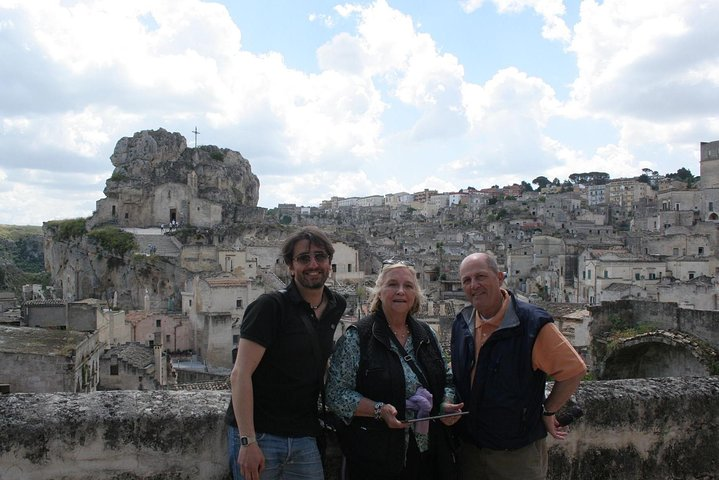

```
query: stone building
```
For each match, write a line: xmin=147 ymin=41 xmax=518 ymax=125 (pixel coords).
xmin=656 ymin=275 xmax=719 ymax=310
xmin=0 ymin=291 xmax=16 ymax=313
xmin=0 ymin=325 xmax=102 ymax=393
xmin=125 ymin=310 xmax=192 ymax=353
xmin=24 ymin=298 xmax=132 ymax=346
xmin=577 ymin=248 xmax=666 ymax=304
xmin=99 ymin=341 xmax=164 ymax=391
xmin=331 ymin=241 xmax=363 ymax=283
xmin=183 ymin=273 xmax=265 ymax=369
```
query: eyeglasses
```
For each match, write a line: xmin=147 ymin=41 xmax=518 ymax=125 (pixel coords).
xmin=294 ymin=252 xmax=330 ymax=265
xmin=382 ymin=259 xmax=415 ymax=267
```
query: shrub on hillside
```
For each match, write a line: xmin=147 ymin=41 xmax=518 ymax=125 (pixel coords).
xmin=87 ymin=227 xmax=136 ymax=257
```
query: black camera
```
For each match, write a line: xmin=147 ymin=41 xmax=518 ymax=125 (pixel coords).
xmin=556 ymin=404 xmax=584 ymax=427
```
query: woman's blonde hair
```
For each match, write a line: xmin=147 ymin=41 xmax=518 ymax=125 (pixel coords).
xmin=368 ymin=262 xmax=425 ymax=315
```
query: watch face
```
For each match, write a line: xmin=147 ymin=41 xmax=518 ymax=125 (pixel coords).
xmin=241 ymin=437 xmax=249 ymax=445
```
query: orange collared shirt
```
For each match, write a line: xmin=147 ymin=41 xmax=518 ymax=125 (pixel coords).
xmin=471 ymin=290 xmax=586 ymax=383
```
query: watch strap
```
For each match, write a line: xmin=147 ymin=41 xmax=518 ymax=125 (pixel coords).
xmin=542 ymin=405 xmax=556 ymax=416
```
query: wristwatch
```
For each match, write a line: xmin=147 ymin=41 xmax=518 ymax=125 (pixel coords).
xmin=542 ymin=404 xmax=557 ymax=416
xmin=240 ymin=435 xmax=257 ymax=446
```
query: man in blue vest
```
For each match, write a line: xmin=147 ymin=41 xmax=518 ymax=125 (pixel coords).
xmin=450 ymin=252 xmax=586 ymax=480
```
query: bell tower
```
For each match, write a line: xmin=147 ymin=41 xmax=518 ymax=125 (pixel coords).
xmin=699 ymin=141 xmax=719 ymax=221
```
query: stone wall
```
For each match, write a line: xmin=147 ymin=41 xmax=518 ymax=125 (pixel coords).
xmin=1 ymin=377 xmax=718 ymax=480
xmin=589 ymin=299 xmax=719 ymax=349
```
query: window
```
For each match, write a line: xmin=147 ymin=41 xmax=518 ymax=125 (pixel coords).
xmin=156 ymin=319 xmax=161 ymax=328
xmin=710 ymin=202 xmax=714 ymax=212
xmin=649 ymin=273 xmax=656 ymax=280
xmin=587 ymin=270 xmax=591 ymax=279
xmin=348 ymin=263 xmax=352 ymax=273
xmin=166 ymin=334 xmax=170 ymax=344
xmin=635 ymin=273 xmax=641 ymax=280
xmin=689 ymin=272 xmax=695 ymax=279
xmin=699 ymin=247 xmax=704 ymax=255
xmin=604 ymin=271 xmax=608 ymax=278
xmin=673 ymin=248 xmax=679 ymax=256
xmin=582 ymin=271 xmax=586 ymax=280
xmin=236 ymin=298 xmax=243 ymax=308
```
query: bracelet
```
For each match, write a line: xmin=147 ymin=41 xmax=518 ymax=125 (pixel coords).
xmin=374 ymin=402 xmax=385 ymax=420
xmin=542 ymin=404 xmax=557 ymax=416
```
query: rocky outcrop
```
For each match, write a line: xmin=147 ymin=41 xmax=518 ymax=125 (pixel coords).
xmin=93 ymin=128 xmax=260 ymax=228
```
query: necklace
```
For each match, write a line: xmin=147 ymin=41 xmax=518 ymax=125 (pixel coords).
xmin=310 ymin=296 xmax=325 ymax=310
xmin=391 ymin=324 xmax=409 ymax=337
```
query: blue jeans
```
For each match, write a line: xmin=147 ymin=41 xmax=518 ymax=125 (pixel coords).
xmin=228 ymin=426 xmax=324 ymax=480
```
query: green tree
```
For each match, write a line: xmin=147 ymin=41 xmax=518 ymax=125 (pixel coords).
xmin=532 ymin=176 xmax=551 ymax=189
xmin=668 ymin=167 xmax=697 ymax=187
xmin=568 ymin=172 xmax=610 ymax=185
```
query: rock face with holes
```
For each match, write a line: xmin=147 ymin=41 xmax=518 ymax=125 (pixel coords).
xmin=91 ymin=128 xmax=260 ymax=229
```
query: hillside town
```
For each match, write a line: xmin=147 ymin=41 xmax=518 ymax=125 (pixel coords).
xmin=1 ymin=130 xmax=719 ymax=480
xmin=1 ymin=129 xmax=718 ymax=396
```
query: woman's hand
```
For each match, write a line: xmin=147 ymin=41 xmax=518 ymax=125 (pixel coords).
xmin=379 ymin=403 xmax=406 ymax=429
xmin=439 ymin=401 xmax=465 ymax=426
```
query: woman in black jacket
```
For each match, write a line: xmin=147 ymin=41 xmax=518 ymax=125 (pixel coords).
xmin=326 ymin=262 xmax=463 ymax=479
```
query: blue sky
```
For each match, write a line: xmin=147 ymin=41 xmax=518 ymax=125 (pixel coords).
xmin=1 ymin=0 xmax=718 ymax=225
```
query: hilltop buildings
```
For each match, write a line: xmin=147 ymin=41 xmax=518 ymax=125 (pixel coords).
xmin=4 ymin=131 xmax=718 ymax=394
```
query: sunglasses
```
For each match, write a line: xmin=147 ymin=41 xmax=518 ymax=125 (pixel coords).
xmin=382 ymin=259 xmax=415 ymax=267
xmin=294 ymin=252 xmax=330 ymax=265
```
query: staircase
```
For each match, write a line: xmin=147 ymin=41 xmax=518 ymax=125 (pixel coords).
xmin=124 ymin=228 xmax=182 ymax=257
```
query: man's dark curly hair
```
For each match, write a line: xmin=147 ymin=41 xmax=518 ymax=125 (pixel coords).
xmin=280 ymin=226 xmax=335 ymax=266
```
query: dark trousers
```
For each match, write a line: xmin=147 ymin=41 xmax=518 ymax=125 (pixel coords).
xmin=345 ymin=433 xmax=432 ymax=480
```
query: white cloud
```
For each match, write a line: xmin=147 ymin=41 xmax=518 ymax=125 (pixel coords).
xmin=460 ymin=0 xmax=570 ymax=41
xmin=1 ymin=0 xmax=717 ymax=225
xmin=565 ymin=0 xmax=719 ymax=175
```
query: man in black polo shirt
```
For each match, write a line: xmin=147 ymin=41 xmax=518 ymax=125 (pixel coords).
xmin=226 ymin=226 xmax=346 ymax=480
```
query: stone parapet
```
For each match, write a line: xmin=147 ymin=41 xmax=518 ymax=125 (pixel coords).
xmin=1 ymin=377 xmax=718 ymax=479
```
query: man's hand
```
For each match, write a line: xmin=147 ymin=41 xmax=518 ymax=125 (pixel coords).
xmin=543 ymin=414 xmax=569 ymax=440
xmin=239 ymin=443 xmax=265 ymax=480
